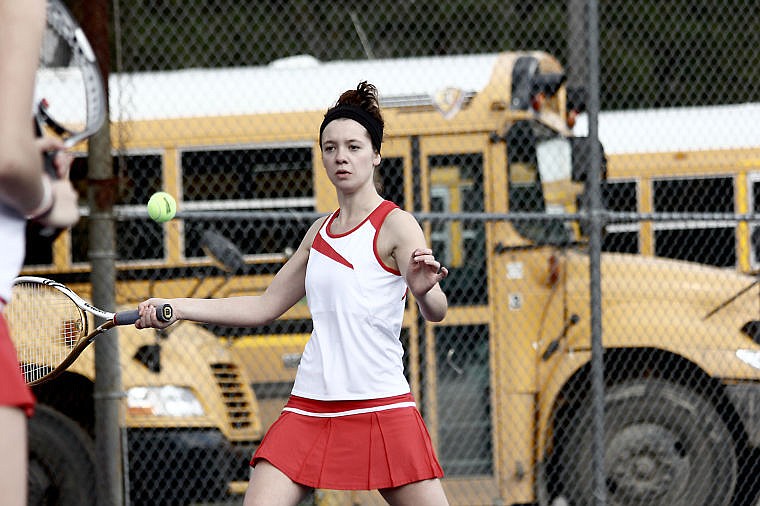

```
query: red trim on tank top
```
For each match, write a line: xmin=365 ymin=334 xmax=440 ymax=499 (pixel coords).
xmin=325 ymin=207 xmax=371 ymax=238
xmin=371 ymin=201 xmax=402 ymax=275
xmin=314 ymin=201 xmax=402 ymax=275
xmin=312 ymin=231 xmax=354 ymax=269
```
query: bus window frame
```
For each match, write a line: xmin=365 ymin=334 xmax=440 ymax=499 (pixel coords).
xmin=650 ymin=173 xmax=737 ymax=268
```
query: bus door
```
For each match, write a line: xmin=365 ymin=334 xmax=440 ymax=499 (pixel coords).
xmin=488 ymin=119 xmax=579 ymax=501
xmin=415 ymin=133 xmax=497 ymax=501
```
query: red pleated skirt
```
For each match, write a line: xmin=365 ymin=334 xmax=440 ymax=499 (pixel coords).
xmin=0 ymin=314 xmax=35 ymax=417
xmin=251 ymin=393 xmax=444 ymax=490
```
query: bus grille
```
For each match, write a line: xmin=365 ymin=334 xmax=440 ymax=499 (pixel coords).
xmin=211 ymin=363 xmax=253 ymax=430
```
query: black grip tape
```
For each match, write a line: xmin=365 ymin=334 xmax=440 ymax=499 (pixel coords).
xmin=113 ymin=304 xmax=173 ymax=326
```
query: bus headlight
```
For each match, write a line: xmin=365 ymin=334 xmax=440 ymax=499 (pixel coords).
xmin=736 ymin=349 xmax=760 ymax=370
xmin=126 ymin=386 xmax=204 ymax=417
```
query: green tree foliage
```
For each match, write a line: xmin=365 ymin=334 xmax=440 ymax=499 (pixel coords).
xmin=106 ymin=0 xmax=759 ymax=109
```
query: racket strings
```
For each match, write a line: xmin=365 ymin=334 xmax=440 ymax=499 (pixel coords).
xmin=7 ymin=282 xmax=87 ymax=383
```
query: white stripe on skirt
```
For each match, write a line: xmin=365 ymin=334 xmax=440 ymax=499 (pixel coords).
xmin=282 ymin=401 xmax=417 ymax=418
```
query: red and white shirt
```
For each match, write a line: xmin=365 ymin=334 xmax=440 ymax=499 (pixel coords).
xmin=293 ymin=200 xmax=410 ymax=400
xmin=0 ymin=205 xmax=25 ymax=303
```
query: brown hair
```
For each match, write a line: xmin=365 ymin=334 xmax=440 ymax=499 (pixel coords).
xmin=320 ymin=81 xmax=384 ymax=153
xmin=335 ymin=81 xmax=384 ymax=130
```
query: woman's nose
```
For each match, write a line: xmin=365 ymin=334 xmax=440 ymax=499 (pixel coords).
xmin=334 ymin=147 xmax=348 ymax=162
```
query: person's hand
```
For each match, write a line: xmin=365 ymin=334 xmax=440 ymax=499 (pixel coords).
xmin=136 ymin=298 xmax=177 ymax=330
xmin=35 ymin=137 xmax=73 ymax=179
xmin=33 ymin=137 xmax=80 ymax=228
xmin=406 ymin=248 xmax=448 ymax=298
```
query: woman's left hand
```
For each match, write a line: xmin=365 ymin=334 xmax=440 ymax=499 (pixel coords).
xmin=406 ymin=248 xmax=448 ymax=297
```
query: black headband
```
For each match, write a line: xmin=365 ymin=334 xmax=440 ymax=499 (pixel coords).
xmin=319 ymin=104 xmax=383 ymax=153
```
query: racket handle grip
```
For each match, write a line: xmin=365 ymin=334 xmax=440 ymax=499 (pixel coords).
xmin=113 ymin=304 xmax=173 ymax=325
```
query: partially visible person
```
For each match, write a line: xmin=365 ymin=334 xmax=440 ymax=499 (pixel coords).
xmin=0 ymin=1 xmax=81 ymax=504
xmin=136 ymin=81 xmax=450 ymax=505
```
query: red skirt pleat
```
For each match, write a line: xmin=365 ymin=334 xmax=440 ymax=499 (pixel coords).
xmin=0 ymin=315 xmax=35 ymax=417
xmin=252 ymin=393 xmax=444 ymax=490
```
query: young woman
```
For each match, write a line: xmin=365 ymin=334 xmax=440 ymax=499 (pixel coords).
xmin=0 ymin=1 xmax=80 ymax=504
xmin=136 ymin=81 xmax=450 ymax=506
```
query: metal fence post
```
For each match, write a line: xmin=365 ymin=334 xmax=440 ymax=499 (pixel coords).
xmin=84 ymin=1 xmax=123 ymax=503
xmin=585 ymin=1 xmax=607 ymax=505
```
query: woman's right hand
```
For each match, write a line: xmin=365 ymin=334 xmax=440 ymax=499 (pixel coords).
xmin=34 ymin=137 xmax=80 ymax=228
xmin=137 ymin=298 xmax=178 ymax=329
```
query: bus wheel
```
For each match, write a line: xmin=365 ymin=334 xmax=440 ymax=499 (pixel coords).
xmin=28 ymin=405 xmax=96 ymax=506
xmin=560 ymin=378 xmax=736 ymax=506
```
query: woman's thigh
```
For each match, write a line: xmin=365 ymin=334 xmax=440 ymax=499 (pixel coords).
xmin=0 ymin=407 xmax=27 ymax=506
xmin=243 ymin=460 xmax=312 ymax=506
xmin=379 ymin=478 xmax=450 ymax=506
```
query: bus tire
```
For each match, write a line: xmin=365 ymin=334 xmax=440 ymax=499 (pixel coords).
xmin=560 ymin=378 xmax=736 ymax=506
xmin=28 ymin=404 xmax=96 ymax=506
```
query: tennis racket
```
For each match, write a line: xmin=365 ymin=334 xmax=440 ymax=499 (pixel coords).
xmin=30 ymin=0 xmax=107 ymax=240
xmin=36 ymin=0 xmax=106 ymax=151
xmin=6 ymin=276 xmax=172 ymax=386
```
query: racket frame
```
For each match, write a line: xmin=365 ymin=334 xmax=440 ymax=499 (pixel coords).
xmin=11 ymin=276 xmax=171 ymax=386
xmin=39 ymin=0 xmax=106 ymax=148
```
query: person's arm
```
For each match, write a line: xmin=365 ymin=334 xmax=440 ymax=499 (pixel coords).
xmin=0 ymin=0 xmax=48 ymax=214
xmin=136 ymin=217 xmax=326 ymax=329
xmin=0 ymin=0 xmax=80 ymax=228
xmin=382 ymin=210 xmax=449 ymax=322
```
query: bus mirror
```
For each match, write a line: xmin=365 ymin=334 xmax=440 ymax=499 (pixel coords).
xmin=531 ymin=73 xmax=567 ymax=98
xmin=571 ymin=136 xmax=607 ymax=182
xmin=511 ymin=55 xmax=566 ymax=112
xmin=567 ymin=86 xmax=587 ymax=113
xmin=201 ymin=229 xmax=246 ymax=275
xmin=566 ymin=86 xmax=587 ymax=128
xmin=511 ymin=56 xmax=539 ymax=110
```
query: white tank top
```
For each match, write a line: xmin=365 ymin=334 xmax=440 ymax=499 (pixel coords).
xmin=0 ymin=205 xmax=26 ymax=303
xmin=293 ymin=200 xmax=410 ymax=400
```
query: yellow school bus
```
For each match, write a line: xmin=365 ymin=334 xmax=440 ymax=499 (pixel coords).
xmin=575 ymin=104 xmax=760 ymax=272
xmin=24 ymin=51 xmax=760 ymax=506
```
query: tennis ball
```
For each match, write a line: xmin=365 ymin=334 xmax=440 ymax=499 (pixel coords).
xmin=147 ymin=192 xmax=176 ymax=223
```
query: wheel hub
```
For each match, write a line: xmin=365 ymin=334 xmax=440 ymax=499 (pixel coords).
xmin=606 ymin=423 xmax=690 ymax=503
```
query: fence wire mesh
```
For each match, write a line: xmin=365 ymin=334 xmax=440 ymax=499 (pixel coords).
xmin=19 ymin=1 xmax=760 ymax=505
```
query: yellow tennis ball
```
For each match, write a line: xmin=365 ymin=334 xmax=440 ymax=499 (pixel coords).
xmin=147 ymin=192 xmax=176 ymax=223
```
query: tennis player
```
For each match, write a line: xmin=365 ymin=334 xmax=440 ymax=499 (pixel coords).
xmin=137 ymin=81 xmax=450 ymax=505
xmin=0 ymin=1 xmax=80 ymax=504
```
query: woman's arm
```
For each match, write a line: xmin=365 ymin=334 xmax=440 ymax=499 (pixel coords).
xmin=0 ymin=0 xmax=48 ymax=214
xmin=0 ymin=0 xmax=81 ymax=228
xmin=137 ymin=217 xmax=326 ymax=329
xmin=381 ymin=210 xmax=449 ymax=322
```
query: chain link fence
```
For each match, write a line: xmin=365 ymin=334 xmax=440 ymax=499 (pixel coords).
xmin=19 ymin=1 xmax=760 ymax=505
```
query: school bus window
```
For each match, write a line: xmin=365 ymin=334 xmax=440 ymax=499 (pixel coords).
xmin=652 ymin=176 xmax=735 ymax=268
xmin=71 ymin=154 xmax=165 ymax=264
xmin=749 ymin=174 xmax=760 ymax=269
xmin=428 ymin=153 xmax=486 ymax=306
xmin=23 ymin=156 xmax=87 ymax=267
xmin=183 ymin=216 xmax=311 ymax=260
xmin=23 ymin=227 xmax=53 ymax=266
xmin=601 ymin=180 xmax=639 ymax=254
xmin=181 ymin=147 xmax=314 ymax=259
xmin=377 ymin=156 xmax=405 ymax=207
xmin=180 ymin=147 xmax=313 ymax=202
xmin=400 ymin=328 xmax=411 ymax=385
xmin=435 ymin=324 xmax=492 ymax=476
xmin=431 ymin=186 xmax=453 ymax=267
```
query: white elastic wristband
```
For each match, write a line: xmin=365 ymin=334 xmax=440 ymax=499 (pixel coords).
xmin=25 ymin=176 xmax=55 ymax=221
